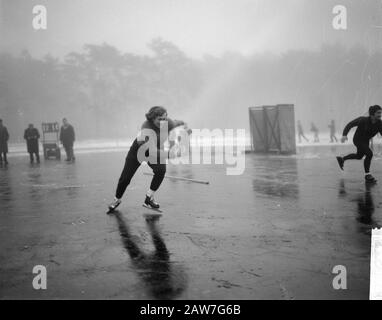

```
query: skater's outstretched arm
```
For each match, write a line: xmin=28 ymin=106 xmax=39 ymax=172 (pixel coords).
xmin=168 ymin=119 xmax=189 ymax=132
xmin=342 ymin=117 xmax=362 ymax=141
xmin=169 ymin=119 xmax=192 ymax=136
xmin=171 ymin=119 xmax=185 ymax=128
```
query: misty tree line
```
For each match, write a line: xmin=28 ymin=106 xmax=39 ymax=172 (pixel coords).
xmin=0 ymin=38 xmax=381 ymax=142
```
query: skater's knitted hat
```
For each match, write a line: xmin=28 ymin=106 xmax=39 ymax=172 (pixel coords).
xmin=369 ymin=105 xmax=382 ymax=115
xmin=146 ymin=106 xmax=167 ymax=121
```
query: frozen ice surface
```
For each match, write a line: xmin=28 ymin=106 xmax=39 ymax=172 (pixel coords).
xmin=0 ymin=145 xmax=381 ymax=299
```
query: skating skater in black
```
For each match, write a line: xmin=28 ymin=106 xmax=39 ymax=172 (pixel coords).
xmin=24 ymin=124 xmax=40 ymax=163
xmin=108 ymin=106 xmax=188 ymax=211
xmin=336 ymin=105 xmax=382 ymax=183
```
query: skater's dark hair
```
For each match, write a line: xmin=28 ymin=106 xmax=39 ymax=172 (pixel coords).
xmin=145 ymin=106 xmax=167 ymax=121
xmin=369 ymin=105 xmax=382 ymax=116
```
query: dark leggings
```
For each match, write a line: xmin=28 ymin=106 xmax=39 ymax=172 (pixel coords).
xmin=29 ymin=152 xmax=40 ymax=162
xmin=115 ymin=153 xmax=166 ymax=199
xmin=63 ymin=144 xmax=75 ymax=160
xmin=343 ymin=141 xmax=373 ymax=173
xmin=0 ymin=152 xmax=7 ymax=162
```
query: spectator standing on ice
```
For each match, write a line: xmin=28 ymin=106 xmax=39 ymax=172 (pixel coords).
xmin=310 ymin=122 xmax=320 ymax=143
xmin=297 ymin=120 xmax=309 ymax=143
xmin=24 ymin=123 xmax=40 ymax=163
xmin=328 ymin=120 xmax=338 ymax=143
xmin=60 ymin=118 xmax=76 ymax=162
xmin=0 ymin=119 xmax=9 ymax=165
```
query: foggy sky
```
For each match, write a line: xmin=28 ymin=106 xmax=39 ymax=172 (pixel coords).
xmin=1 ymin=0 xmax=381 ymax=58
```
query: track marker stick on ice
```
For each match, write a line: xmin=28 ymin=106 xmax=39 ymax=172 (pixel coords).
xmin=143 ymin=172 xmax=209 ymax=185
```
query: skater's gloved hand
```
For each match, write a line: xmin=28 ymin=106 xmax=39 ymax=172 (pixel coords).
xmin=341 ymin=136 xmax=347 ymax=143
xmin=168 ymin=145 xmax=181 ymax=159
xmin=183 ymin=123 xmax=192 ymax=135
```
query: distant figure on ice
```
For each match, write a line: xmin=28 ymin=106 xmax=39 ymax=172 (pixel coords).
xmin=297 ymin=120 xmax=309 ymax=143
xmin=0 ymin=119 xmax=9 ymax=165
xmin=108 ymin=106 xmax=190 ymax=212
xmin=328 ymin=120 xmax=338 ymax=143
xmin=60 ymin=118 xmax=75 ymax=162
xmin=24 ymin=124 xmax=40 ymax=163
xmin=336 ymin=105 xmax=382 ymax=183
xmin=310 ymin=122 xmax=320 ymax=142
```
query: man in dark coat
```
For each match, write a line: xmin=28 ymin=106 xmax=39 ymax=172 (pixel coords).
xmin=60 ymin=118 xmax=76 ymax=162
xmin=24 ymin=123 xmax=40 ymax=163
xmin=0 ymin=119 xmax=9 ymax=165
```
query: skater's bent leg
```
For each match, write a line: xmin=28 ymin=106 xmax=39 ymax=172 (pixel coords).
xmin=148 ymin=163 xmax=166 ymax=191
xmin=343 ymin=153 xmax=362 ymax=161
xmin=343 ymin=143 xmax=366 ymax=162
xmin=115 ymin=156 xmax=141 ymax=199
xmin=364 ymin=148 xmax=373 ymax=173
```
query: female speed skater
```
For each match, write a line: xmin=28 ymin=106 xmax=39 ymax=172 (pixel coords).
xmin=336 ymin=105 xmax=382 ymax=183
xmin=108 ymin=106 xmax=189 ymax=212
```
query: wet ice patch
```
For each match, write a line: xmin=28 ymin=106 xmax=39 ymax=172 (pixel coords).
xmin=20 ymin=183 xmax=92 ymax=189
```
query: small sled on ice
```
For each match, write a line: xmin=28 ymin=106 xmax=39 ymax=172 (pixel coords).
xmin=42 ymin=122 xmax=61 ymax=160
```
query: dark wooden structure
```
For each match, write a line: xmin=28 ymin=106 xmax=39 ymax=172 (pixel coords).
xmin=248 ymin=104 xmax=296 ymax=154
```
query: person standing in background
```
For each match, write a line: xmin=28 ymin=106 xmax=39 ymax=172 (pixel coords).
xmin=0 ymin=119 xmax=9 ymax=165
xmin=328 ymin=120 xmax=338 ymax=143
xmin=60 ymin=118 xmax=76 ymax=162
xmin=24 ymin=123 xmax=40 ymax=163
xmin=297 ymin=120 xmax=309 ymax=143
xmin=310 ymin=122 xmax=320 ymax=143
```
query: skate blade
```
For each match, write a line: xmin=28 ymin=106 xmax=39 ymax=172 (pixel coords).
xmin=107 ymin=203 xmax=121 ymax=214
xmin=142 ymin=204 xmax=163 ymax=213
xmin=336 ymin=157 xmax=344 ymax=170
